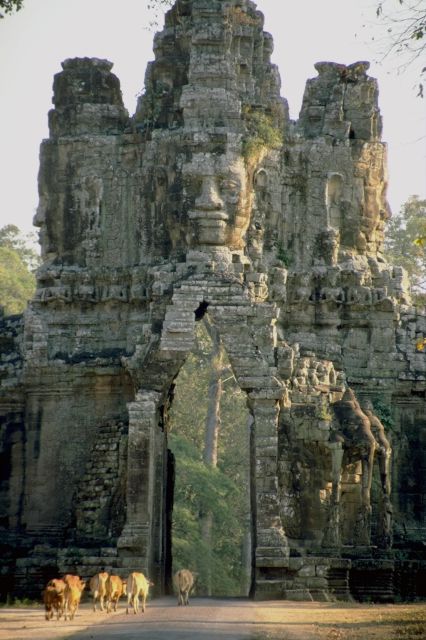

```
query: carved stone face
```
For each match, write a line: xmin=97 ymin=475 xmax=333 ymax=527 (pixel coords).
xmin=33 ymin=198 xmax=55 ymax=259
xmin=183 ymin=148 xmax=252 ymax=250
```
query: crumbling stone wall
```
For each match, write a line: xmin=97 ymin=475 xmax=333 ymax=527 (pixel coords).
xmin=0 ymin=0 xmax=425 ymax=601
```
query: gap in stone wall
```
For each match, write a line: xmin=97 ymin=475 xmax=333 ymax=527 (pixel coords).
xmin=167 ymin=318 xmax=251 ymax=597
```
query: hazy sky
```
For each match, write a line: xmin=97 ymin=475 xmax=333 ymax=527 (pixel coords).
xmin=0 ymin=0 xmax=425 ymax=238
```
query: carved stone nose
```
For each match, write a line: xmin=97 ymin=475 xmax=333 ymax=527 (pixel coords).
xmin=195 ymin=176 xmax=223 ymax=210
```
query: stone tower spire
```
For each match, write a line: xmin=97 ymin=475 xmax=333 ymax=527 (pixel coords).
xmin=1 ymin=0 xmax=425 ymax=604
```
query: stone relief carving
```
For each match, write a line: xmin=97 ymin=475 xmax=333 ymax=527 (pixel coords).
xmin=1 ymin=0 xmax=425 ymax=603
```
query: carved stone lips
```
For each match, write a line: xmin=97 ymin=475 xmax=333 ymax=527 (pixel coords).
xmin=189 ymin=209 xmax=229 ymax=221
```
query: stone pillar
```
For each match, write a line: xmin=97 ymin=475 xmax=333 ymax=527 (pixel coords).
xmin=251 ymin=397 xmax=289 ymax=598
xmin=322 ymin=442 xmax=344 ymax=548
xmin=117 ymin=389 xmax=161 ymax=561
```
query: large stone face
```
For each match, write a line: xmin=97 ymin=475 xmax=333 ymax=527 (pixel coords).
xmin=1 ymin=0 xmax=425 ymax=602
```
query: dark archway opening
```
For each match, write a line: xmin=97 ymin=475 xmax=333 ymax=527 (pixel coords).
xmin=194 ymin=300 xmax=209 ymax=321
xmin=165 ymin=317 xmax=252 ymax=597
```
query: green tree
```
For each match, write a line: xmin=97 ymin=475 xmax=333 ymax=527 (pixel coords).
xmin=0 ymin=225 xmax=39 ymax=315
xmin=384 ymin=195 xmax=426 ymax=300
xmin=0 ymin=0 xmax=23 ymax=18
xmin=169 ymin=319 xmax=250 ymax=596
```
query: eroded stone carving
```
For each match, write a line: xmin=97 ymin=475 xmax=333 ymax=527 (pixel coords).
xmin=0 ymin=0 xmax=425 ymax=603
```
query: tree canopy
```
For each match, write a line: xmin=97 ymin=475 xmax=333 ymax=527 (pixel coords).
xmin=384 ymin=195 xmax=426 ymax=301
xmin=0 ymin=225 xmax=39 ymax=315
xmin=169 ymin=321 xmax=250 ymax=596
xmin=0 ymin=0 xmax=23 ymax=18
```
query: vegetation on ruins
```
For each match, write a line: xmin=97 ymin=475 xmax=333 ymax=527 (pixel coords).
xmin=241 ymin=106 xmax=282 ymax=166
xmin=275 ymin=242 xmax=291 ymax=267
xmin=168 ymin=321 xmax=250 ymax=596
xmin=0 ymin=225 xmax=38 ymax=315
xmin=384 ymin=195 xmax=426 ymax=302
xmin=371 ymin=397 xmax=395 ymax=432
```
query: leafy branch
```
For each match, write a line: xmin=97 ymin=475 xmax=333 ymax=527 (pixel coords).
xmin=374 ymin=1 xmax=426 ymax=96
xmin=0 ymin=0 xmax=23 ymax=19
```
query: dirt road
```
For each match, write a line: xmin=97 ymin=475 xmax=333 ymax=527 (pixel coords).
xmin=0 ymin=597 xmax=425 ymax=640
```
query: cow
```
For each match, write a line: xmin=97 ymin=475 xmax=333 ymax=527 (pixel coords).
xmin=126 ymin=572 xmax=153 ymax=615
xmin=63 ymin=574 xmax=86 ymax=620
xmin=106 ymin=574 xmax=127 ymax=613
xmin=173 ymin=569 xmax=194 ymax=606
xmin=89 ymin=571 xmax=109 ymax=612
xmin=43 ymin=578 xmax=66 ymax=620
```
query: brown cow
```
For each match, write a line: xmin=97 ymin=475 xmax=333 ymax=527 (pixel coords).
xmin=43 ymin=578 xmax=66 ymax=620
xmin=89 ymin=571 xmax=109 ymax=612
xmin=126 ymin=572 xmax=153 ymax=614
xmin=173 ymin=569 xmax=194 ymax=606
xmin=63 ymin=574 xmax=86 ymax=620
xmin=106 ymin=574 xmax=127 ymax=613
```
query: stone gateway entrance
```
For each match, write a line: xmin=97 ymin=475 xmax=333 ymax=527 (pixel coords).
xmin=1 ymin=0 xmax=426 ymax=601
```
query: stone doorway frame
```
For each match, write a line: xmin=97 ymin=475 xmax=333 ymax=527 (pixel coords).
xmin=117 ymin=273 xmax=290 ymax=598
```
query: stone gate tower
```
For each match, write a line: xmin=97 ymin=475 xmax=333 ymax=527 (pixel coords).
xmin=1 ymin=0 xmax=426 ymax=601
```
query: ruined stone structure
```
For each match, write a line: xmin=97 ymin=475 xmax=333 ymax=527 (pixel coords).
xmin=1 ymin=0 xmax=426 ymax=601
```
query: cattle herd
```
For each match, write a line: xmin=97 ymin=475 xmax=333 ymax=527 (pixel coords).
xmin=43 ymin=568 xmax=195 ymax=621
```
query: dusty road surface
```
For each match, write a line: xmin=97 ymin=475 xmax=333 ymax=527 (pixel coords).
xmin=0 ymin=597 xmax=425 ymax=640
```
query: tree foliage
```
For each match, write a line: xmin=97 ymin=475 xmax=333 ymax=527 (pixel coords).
xmin=146 ymin=0 xmax=173 ymax=28
xmin=0 ymin=0 xmax=23 ymax=18
xmin=375 ymin=1 xmax=426 ymax=96
xmin=384 ymin=195 xmax=426 ymax=301
xmin=0 ymin=225 xmax=39 ymax=315
xmin=168 ymin=320 xmax=250 ymax=596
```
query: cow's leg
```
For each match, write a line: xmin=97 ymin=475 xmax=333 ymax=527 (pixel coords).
xmin=93 ymin=592 xmax=98 ymax=612
xmin=141 ymin=594 xmax=146 ymax=613
xmin=126 ymin=594 xmax=131 ymax=614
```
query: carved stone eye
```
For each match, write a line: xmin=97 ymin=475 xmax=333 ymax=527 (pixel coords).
xmin=183 ymin=175 xmax=202 ymax=195
xmin=220 ymin=179 xmax=240 ymax=201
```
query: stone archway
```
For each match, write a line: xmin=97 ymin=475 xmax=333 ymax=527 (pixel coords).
xmin=117 ymin=272 xmax=289 ymax=598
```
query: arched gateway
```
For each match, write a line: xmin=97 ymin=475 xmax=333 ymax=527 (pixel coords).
xmin=1 ymin=0 xmax=426 ymax=602
xmin=118 ymin=273 xmax=288 ymax=597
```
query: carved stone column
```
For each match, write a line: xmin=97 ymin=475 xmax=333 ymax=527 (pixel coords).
xmin=251 ymin=397 xmax=289 ymax=597
xmin=322 ymin=442 xmax=344 ymax=548
xmin=117 ymin=389 xmax=161 ymax=560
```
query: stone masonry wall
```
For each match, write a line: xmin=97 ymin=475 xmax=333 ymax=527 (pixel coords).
xmin=0 ymin=0 xmax=425 ymax=601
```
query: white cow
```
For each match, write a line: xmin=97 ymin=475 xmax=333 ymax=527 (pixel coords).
xmin=173 ymin=569 xmax=194 ymax=606
xmin=106 ymin=574 xmax=127 ymax=613
xmin=126 ymin=572 xmax=153 ymax=614
xmin=89 ymin=571 xmax=109 ymax=612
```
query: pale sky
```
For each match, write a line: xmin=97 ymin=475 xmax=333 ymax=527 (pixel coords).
xmin=0 ymin=0 xmax=425 ymax=238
